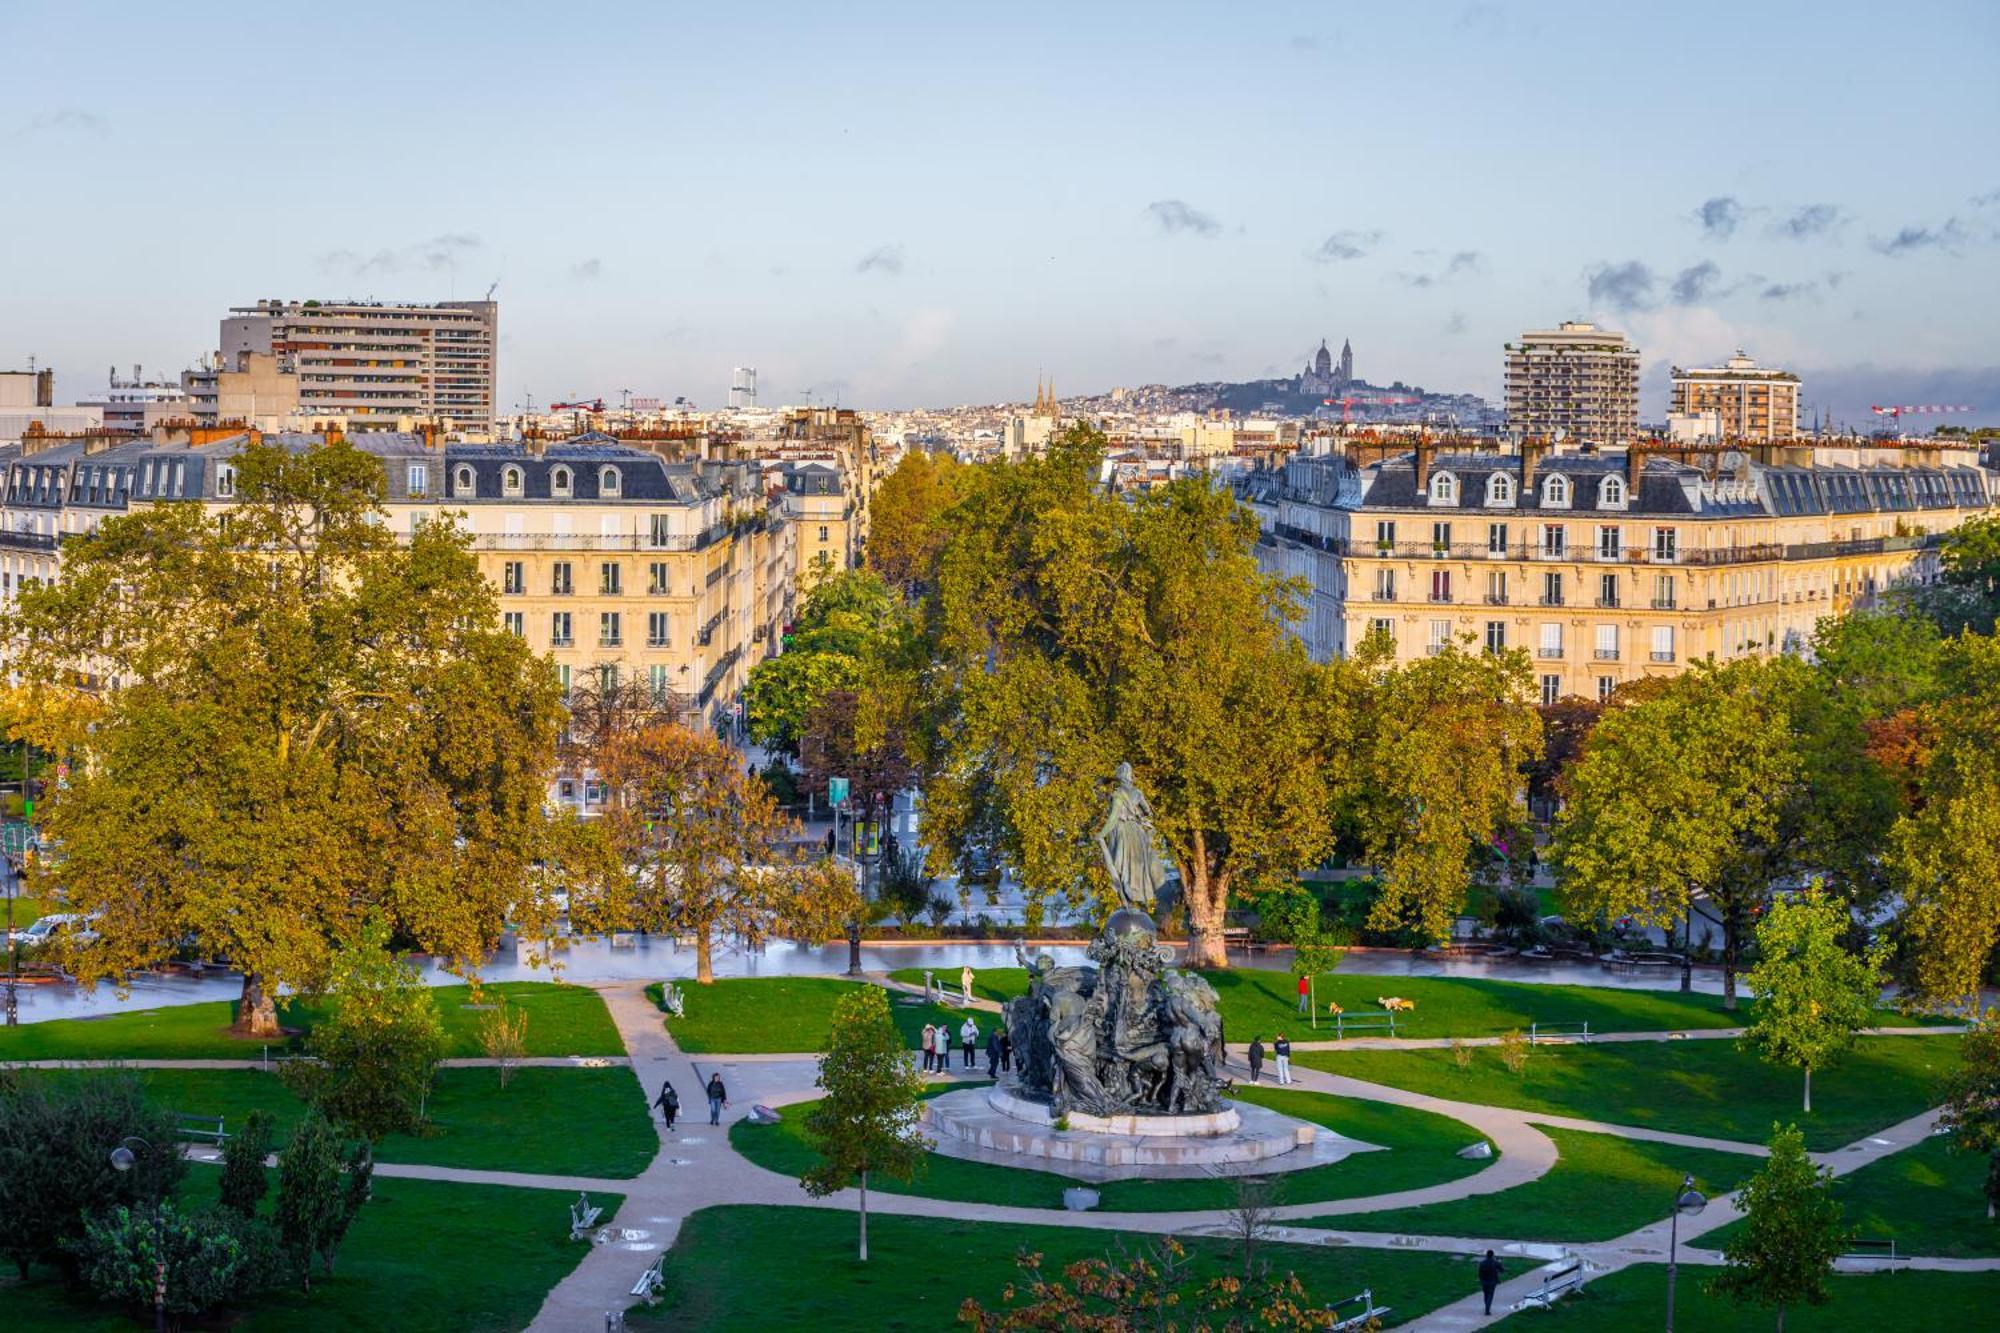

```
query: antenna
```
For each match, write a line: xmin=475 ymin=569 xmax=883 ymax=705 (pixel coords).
xmin=486 ymin=280 xmax=499 ymax=301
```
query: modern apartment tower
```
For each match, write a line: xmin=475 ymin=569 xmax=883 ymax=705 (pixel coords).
xmin=1670 ymin=351 xmax=1801 ymax=443
xmin=729 ymin=366 xmax=758 ymax=410
xmin=1504 ymin=321 xmax=1640 ymax=447
xmin=217 ymin=299 xmax=498 ymax=428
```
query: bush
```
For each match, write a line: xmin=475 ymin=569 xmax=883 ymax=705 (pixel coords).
xmin=1498 ymin=1029 xmax=1530 ymax=1076
xmin=219 ymin=1108 xmax=276 ymax=1218
xmin=274 ymin=1110 xmax=370 ymax=1292
xmin=758 ymin=760 xmax=802 ymax=809
xmin=1253 ymin=885 xmax=1319 ymax=945
xmin=875 ymin=850 xmax=934 ymax=927
xmin=1492 ymin=887 xmax=1543 ymax=945
xmin=70 ymin=1200 xmax=272 ymax=1318
xmin=480 ymin=1004 xmax=531 ymax=1090
xmin=925 ymin=892 xmax=955 ymax=929
xmin=1450 ymin=1037 xmax=1474 ymax=1073
xmin=282 ymin=921 xmax=445 ymax=1141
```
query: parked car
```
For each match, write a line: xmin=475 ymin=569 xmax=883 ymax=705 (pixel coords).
xmin=11 ymin=913 xmax=99 ymax=949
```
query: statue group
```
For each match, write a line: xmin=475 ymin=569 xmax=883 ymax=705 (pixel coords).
xmin=1002 ymin=764 xmax=1228 ymax=1119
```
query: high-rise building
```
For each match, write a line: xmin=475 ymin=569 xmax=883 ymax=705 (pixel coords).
xmin=1504 ymin=321 xmax=1640 ymax=447
xmin=1670 ymin=351 xmax=1801 ymax=443
xmin=728 ymin=367 xmax=757 ymax=410
xmin=214 ymin=298 xmax=498 ymax=428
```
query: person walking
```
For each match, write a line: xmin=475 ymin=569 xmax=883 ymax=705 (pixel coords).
xmin=999 ymin=1026 xmax=1013 ymax=1072
xmin=959 ymin=1016 xmax=979 ymax=1070
xmin=930 ymin=1022 xmax=949 ymax=1074
xmin=1478 ymin=1250 xmax=1503 ymax=1315
xmin=653 ymin=1079 xmax=680 ymax=1131
xmin=919 ymin=1023 xmax=936 ymax=1073
xmin=825 ymin=826 xmax=837 ymax=857
xmin=1274 ymin=1033 xmax=1292 ymax=1085
xmin=984 ymin=1025 xmax=1002 ymax=1078
xmin=1247 ymin=1037 xmax=1265 ymax=1084
xmin=705 ymin=1072 xmax=728 ymax=1126
xmin=1297 ymin=972 xmax=1310 ymax=1013
xmin=960 ymin=964 xmax=975 ymax=1005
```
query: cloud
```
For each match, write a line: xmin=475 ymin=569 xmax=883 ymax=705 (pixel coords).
xmin=1585 ymin=260 xmax=1656 ymax=313
xmin=855 ymin=244 xmax=905 ymax=276
xmin=1287 ymin=34 xmax=1320 ymax=51
xmin=1693 ymin=196 xmax=1745 ymax=240
xmin=1145 ymin=199 xmax=1221 ymax=238
xmin=569 ymin=258 xmax=602 ymax=282
xmin=316 ymin=232 xmax=482 ymax=277
xmin=1971 ymin=189 xmax=2000 ymax=208
xmin=1870 ymin=219 xmax=1978 ymax=256
xmin=1398 ymin=249 xmax=1486 ymax=288
xmin=23 ymin=107 xmax=107 ymax=135
xmin=1444 ymin=311 xmax=1468 ymax=336
xmin=1668 ymin=261 xmax=1723 ymax=305
xmin=1313 ymin=229 xmax=1381 ymax=262
xmin=1770 ymin=204 xmax=1844 ymax=241
xmin=1758 ymin=281 xmax=1818 ymax=302
xmin=1795 ymin=363 xmax=2000 ymax=426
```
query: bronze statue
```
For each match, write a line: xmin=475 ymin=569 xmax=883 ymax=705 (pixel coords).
xmin=1096 ymin=762 xmax=1174 ymax=916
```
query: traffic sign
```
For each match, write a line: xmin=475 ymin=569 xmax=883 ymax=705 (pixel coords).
xmin=827 ymin=776 xmax=850 ymax=806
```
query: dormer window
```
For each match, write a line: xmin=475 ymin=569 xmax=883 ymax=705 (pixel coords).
xmin=551 ymin=465 xmax=573 ymax=497
xmin=1485 ymin=473 xmax=1516 ymax=507
xmin=599 ymin=465 xmax=621 ymax=496
xmin=216 ymin=465 xmax=236 ymax=499
xmin=1428 ymin=470 xmax=1459 ymax=505
xmin=502 ymin=465 xmax=524 ymax=497
xmin=1542 ymin=474 xmax=1572 ymax=509
xmin=1599 ymin=474 xmax=1628 ymax=510
xmin=454 ymin=465 xmax=475 ymax=495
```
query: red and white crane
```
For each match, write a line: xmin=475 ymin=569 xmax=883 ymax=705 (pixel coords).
xmin=1869 ymin=403 xmax=1971 ymax=426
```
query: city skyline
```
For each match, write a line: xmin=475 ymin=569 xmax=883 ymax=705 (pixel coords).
xmin=3 ymin=1 xmax=1997 ymax=425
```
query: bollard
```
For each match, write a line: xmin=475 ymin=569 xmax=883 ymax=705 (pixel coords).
xmin=606 ymin=1310 xmax=625 ymax=1333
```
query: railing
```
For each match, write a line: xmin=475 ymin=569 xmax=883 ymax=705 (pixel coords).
xmin=0 ymin=529 xmax=58 ymax=552
xmin=1427 ymin=592 xmax=1453 ymax=603
xmin=468 ymin=525 xmax=727 ymax=554
xmin=1595 ymin=596 xmax=1620 ymax=608
xmin=1350 ymin=534 xmax=1944 ymax=567
xmin=1538 ymin=595 xmax=1565 ymax=606
xmin=1273 ymin=523 xmax=1348 ymax=555
xmin=1650 ymin=650 xmax=1675 ymax=662
xmin=1537 ymin=647 xmax=1563 ymax=659
xmin=1483 ymin=593 xmax=1509 ymax=605
xmin=1650 ymin=597 xmax=1677 ymax=609
xmin=1592 ymin=648 xmax=1619 ymax=661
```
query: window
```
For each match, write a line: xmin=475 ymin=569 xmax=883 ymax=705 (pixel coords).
xmin=1486 ymin=521 xmax=1509 ymax=557
xmin=1485 ymin=620 xmax=1507 ymax=653
xmin=1366 ymin=617 xmax=1395 ymax=646
xmin=1651 ymin=527 xmax=1679 ymax=563
xmin=1651 ymin=624 xmax=1676 ymax=662
xmin=649 ymin=664 xmax=671 ymax=699
xmin=503 ymin=561 xmax=524 ymax=595
xmin=407 ymin=463 xmax=428 ymax=496
xmin=454 ymin=465 xmax=474 ymax=494
xmin=1375 ymin=520 xmax=1397 ymax=550
xmin=1652 ymin=574 xmax=1677 ymax=609
xmin=647 ymin=611 xmax=671 ymax=647
xmin=1428 ymin=470 xmax=1459 ymax=505
xmin=648 ymin=561 xmax=670 ymax=595
xmin=649 ymin=514 xmax=677 ymax=548
xmin=551 ymin=562 xmax=573 ymax=595
xmin=599 ymin=612 xmax=622 ymax=647
xmin=503 ymin=611 xmax=524 ymax=637
xmin=1539 ymin=523 xmax=1567 ymax=559
xmin=600 ymin=562 xmax=622 ymax=595
xmin=1598 ymin=675 xmax=1617 ymax=702
xmin=1431 ymin=521 xmax=1452 ymax=554
xmin=817 ymin=525 xmax=830 ymax=542
xmin=172 ymin=461 xmax=185 ymax=496
xmin=1538 ymin=622 xmax=1563 ymax=658
xmin=1541 ymin=674 xmax=1562 ymax=706
xmin=557 ymin=663 xmax=571 ymax=692
xmin=1542 ymin=474 xmax=1571 ymax=509
xmin=1427 ymin=619 xmax=1453 ymax=655
xmin=1599 ymin=473 xmax=1627 ymax=509
xmin=600 ymin=465 xmax=621 ymax=496
xmin=1594 ymin=624 xmax=1619 ymax=661
xmin=1486 ymin=473 xmax=1516 ymax=507
xmin=216 ymin=465 xmax=236 ymax=498
xmin=1374 ymin=568 xmax=1397 ymax=600
xmin=1596 ymin=525 xmax=1621 ymax=561
xmin=502 ymin=465 xmax=523 ymax=496
xmin=551 ymin=465 xmax=573 ymax=497
xmin=1429 ymin=569 xmax=1452 ymax=603
xmin=1485 ymin=570 xmax=1508 ymax=604
xmin=551 ymin=612 xmax=573 ymax=647
xmin=1598 ymin=573 xmax=1619 ymax=608
xmin=1541 ymin=572 xmax=1564 ymax=606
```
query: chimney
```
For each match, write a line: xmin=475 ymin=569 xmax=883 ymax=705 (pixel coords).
xmin=1627 ymin=444 xmax=1646 ymax=498
xmin=1521 ymin=438 xmax=1544 ymax=497
xmin=1414 ymin=438 xmax=1435 ymax=499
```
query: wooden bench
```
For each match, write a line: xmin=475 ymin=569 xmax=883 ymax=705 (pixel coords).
xmin=630 ymin=1253 xmax=667 ymax=1303
xmin=173 ymin=1112 xmax=227 ymax=1145
xmin=569 ymin=1192 xmax=603 ymax=1241
xmin=1330 ymin=1011 xmax=1398 ymax=1040
xmin=1516 ymin=1259 xmax=1585 ymax=1310
xmin=1327 ymin=1287 xmax=1391 ymax=1331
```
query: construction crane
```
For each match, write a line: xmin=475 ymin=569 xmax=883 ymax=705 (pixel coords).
xmin=1322 ymin=394 xmax=1419 ymax=426
xmin=1870 ymin=403 xmax=1971 ymax=426
xmin=550 ymin=398 xmax=605 ymax=413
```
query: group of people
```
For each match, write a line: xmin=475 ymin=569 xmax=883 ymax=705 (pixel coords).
xmin=1243 ymin=1034 xmax=1293 ymax=1084
xmin=650 ymin=1072 xmax=730 ymax=1131
xmin=922 ymin=1015 xmax=1011 ymax=1076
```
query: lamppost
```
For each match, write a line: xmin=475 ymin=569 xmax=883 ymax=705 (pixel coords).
xmin=108 ymin=1136 xmax=168 ymax=1333
xmin=1664 ymin=1173 xmax=1707 ymax=1332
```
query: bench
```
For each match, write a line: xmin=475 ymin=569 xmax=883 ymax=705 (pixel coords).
xmin=173 ymin=1112 xmax=227 ymax=1145
xmin=569 ymin=1192 xmax=603 ymax=1241
xmin=630 ymin=1253 xmax=667 ymax=1303
xmin=1516 ymin=1259 xmax=1585 ymax=1310
xmin=1528 ymin=1021 xmax=1591 ymax=1045
xmin=1842 ymin=1237 xmax=1907 ymax=1265
xmin=658 ymin=983 xmax=686 ymax=1018
xmin=1327 ymin=1287 xmax=1391 ymax=1331
xmin=1331 ymin=1011 xmax=1398 ymax=1040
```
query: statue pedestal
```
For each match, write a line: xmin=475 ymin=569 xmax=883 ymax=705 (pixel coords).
xmin=986 ymin=1082 xmax=1242 ymax=1137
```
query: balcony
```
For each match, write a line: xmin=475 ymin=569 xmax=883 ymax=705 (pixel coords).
xmin=1427 ymin=592 xmax=1454 ymax=604
xmin=599 ymin=635 xmax=622 ymax=648
xmin=1650 ymin=598 xmax=1678 ymax=610
xmin=1650 ymin=650 xmax=1676 ymax=662
xmin=1539 ymin=595 xmax=1565 ymax=607
xmin=1426 ymin=643 xmax=1450 ymax=656
xmin=551 ymin=635 xmax=574 ymax=648
xmin=1537 ymin=647 xmax=1564 ymax=659
xmin=1483 ymin=593 xmax=1510 ymax=605
xmin=1593 ymin=648 xmax=1619 ymax=661
xmin=1595 ymin=596 xmax=1621 ymax=608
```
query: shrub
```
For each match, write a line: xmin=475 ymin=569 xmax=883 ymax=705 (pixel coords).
xmin=875 ymin=850 xmax=934 ymax=927
xmin=274 ymin=1110 xmax=370 ymax=1291
xmin=282 ymin=921 xmax=445 ymax=1141
xmin=219 ymin=1108 xmax=276 ymax=1218
xmin=1491 ymin=886 xmax=1543 ymax=945
xmin=1253 ymin=885 xmax=1319 ymax=945
xmin=1498 ymin=1029 xmax=1530 ymax=1076
xmin=924 ymin=892 xmax=955 ymax=929
xmin=1450 ymin=1038 xmax=1474 ymax=1073
xmin=479 ymin=1004 xmax=531 ymax=1090
xmin=70 ymin=1200 xmax=270 ymax=1318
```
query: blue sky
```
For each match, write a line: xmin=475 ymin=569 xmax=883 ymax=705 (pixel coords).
xmin=3 ymin=1 xmax=1997 ymax=423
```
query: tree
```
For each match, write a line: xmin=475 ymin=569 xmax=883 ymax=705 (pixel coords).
xmin=479 ymin=1003 xmax=531 ymax=1090
xmin=745 ymin=569 xmax=907 ymax=756
xmin=557 ymin=664 xmax=686 ymax=810
xmin=274 ymin=1109 xmax=368 ymax=1291
xmin=1554 ymin=658 xmax=1803 ymax=1007
xmin=866 ymin=448 xmax=963 ymax=592
xmin=1938 ymin=1012 xmax=2000 ymax=1221
xmin=1 ymin=438 xmax=565 ymax=1035
xmin=282 ymin=921 xmax=446 ymax=1140
xmin=71 ymin=1200 xmax=268 ymax=1320
xmin=1739 ymin=885 xmax=1887 ymax=1113
xmin=219 ymin=1108 xmax=277 ymax=1217
xmin=583 ymin=721 xmax=803 ymax=983
xmin=1714 ymin=1123 xmax=1848 ymax=1332
xmin=799 ymin=688 xmax=914 ymax=814
xmin=800 ymin=986 xmax=929 ymax=1260
xmin=1523 ymin=694 xmax=1604 ymax=818
xmin=914 ymin=426 xmax=1348 ymax=965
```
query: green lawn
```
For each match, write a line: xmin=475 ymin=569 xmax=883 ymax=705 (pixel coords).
xmin=0 ymin=981 xmax=622 ymax=1060
xmin=1299 ymin=1036 xmax=1961 ymax=1152
xmin=38 ymin=1065 xmax=657 ymax=1178
xmin=1318 ymin=1126 xmax=1760 ymax=1242
xmin=0 ymin=1171 xmax=622 ymax=1332
xmin=730 ymin=1084 xmax=1493 ymax=1212
xmin=1492 ymin=1263 xmax=2000 ymax=1331
xmin=630 ymin=1204 xmax=1479 ymax=1330
xmin=650 ymin=976 xmax=974 ymax=1054
xmin=1702 ymin=1134 xmax=2000 ymax=1260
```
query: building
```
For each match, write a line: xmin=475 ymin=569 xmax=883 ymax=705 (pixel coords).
xmin=74 ymin=366 xmax=189 ymax=434
xmin=1670 ymin=351 xmax=1801 ymax=444
xmin=1242 ymin=438 xmax=1996 ymax=703
xmin=0 ymin=368 xmax=102 ymax=442
xmin=781 ymin=460 xmax=858 ymax=592
xmin=0 ymin=370 xmax=54 ymax=410
xmin=1295 ymin=338 xmax=1355 ymax=399
xmin=1504 ymin=322 xmax=1640 ymax=447
xmin=209 ymin=298 xmax=499 ymax=429
xmin=180 ymin=351 xmax=301 ymax=427
xmin=729 ymin=367 xmax=758 ymax=410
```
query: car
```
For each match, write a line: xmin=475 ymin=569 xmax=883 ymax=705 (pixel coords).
xmin=11 ymin=913 xmax=100 ymax=949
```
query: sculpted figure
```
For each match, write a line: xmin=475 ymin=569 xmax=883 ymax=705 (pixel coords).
xmin=1096 ymin=762 xmax=1174 ymax=915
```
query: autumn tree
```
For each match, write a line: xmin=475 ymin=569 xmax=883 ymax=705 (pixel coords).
xmin=866 ymin=448 xmax=963 ymax=592
xmin=1 ymin=439 xmax=564 ymax=1036
xmin=1739 ymin=885 xmax=1887 ymax=1113
xmin=1523 ymin=694 xmax=1603 ymax=819
xmin=800 ymin=986 xmax=929 ymax=1260
xmin=1937 ymin=1012 xmax=2000 ymax=1221
xmin=745 ymin=569 xmax=907 ymax=757
xmin=557 ymin=663 xmax=685 ymax=811
xmin=914 ymin=425 xmax=1347 ymax=966
xmin=1714 ymin=1123 xmax=1848 ymax=1333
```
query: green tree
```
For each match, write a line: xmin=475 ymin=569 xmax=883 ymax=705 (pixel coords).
xmin=745 ymin=569 xmax=907 ymax=756
xmin=1739 ymin=884 xmax=1887 ymax=1112
xmin=274 ymin=1109 xmax=368 ymax=1291
xmin=1 ymin=438 xmax=565 ymax=1035
xmin=866 ymin=448 xmax=963 ymax=592
xmin=219 ymin=1108 xmax=277 ymax=1217
xmin=70 ymin=1200 xmax=267 ymax=1320
xmin=800 ymin=986 xmax=929 ymax=1260
xmin=1554 ymin=658 xmax=1803 ymax=1007
xmin=1938 ymin=1012 xmax=2000 ymax=1221
xmin=1714 ymin=1123 xmax=1848 ymax=1332
xmin=282 ymin=921 xmax=446 ymax=1140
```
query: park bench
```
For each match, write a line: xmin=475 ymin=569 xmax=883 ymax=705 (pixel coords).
xmin=1515 ymin=1258 xmax=1585 ymax=1310
xmin=1842 ymin=1237 xmax=1907 ymax=1265
xmin=568 ymin=1193 xmax=603 ymax=1241
xmin=173 ymin=1112 xmax=227 ymax=1145
xmin=1327 ymin=1287 xmax=1391 ymax=1331
xmin=630 ymin=1253 xmax=667 ymax=1303
xmin=1528 ymin=1020 xmax=1591 ymax=1045
xmin=658 ymin=983 xmax=686 ymax=1018
xmin=1330 ymin=1011 xmax=1398 ymax=1040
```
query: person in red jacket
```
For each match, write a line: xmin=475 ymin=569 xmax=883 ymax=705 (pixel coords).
xmin=1297 ymin=972 xmax=1310 ymax=1013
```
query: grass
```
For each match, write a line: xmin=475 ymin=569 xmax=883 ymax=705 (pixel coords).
xmin=35 ymin=1065 xmax=657 ymax=1178
xmin=1491 ymin=1263 xmax=2000 ymax=1330
xmin=1 ymin=895 xmax=56 ymax=928
xmin=1316 ymin=1126 xmax=1761 ymax=1242
xmin=649 ymin=976 xmax=973 ymax=1054
xmin=0 ymin=981 xmax=622 ymax=1060
xmin=730 ymin=1084 xmax=1494 ymax=1212
xmin=1701 ymin=1134 xmax=2000 ymax=1260
xmin=629 ymin=1204 xmax=1479 ymax=1330
xmin=1298 ymin=1035 xmax=1961 ymax=1152
xmin=0 ymin=1171 xmax=623 ymax=1332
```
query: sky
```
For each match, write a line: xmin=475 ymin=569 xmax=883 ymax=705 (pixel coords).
xmin=2 ymin=1 xmax=1998 ymax=425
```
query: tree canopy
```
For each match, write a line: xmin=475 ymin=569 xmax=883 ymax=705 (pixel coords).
xmin=800 ymin=985 xmax=929 ymax=1261
xmin=1714 ymin=1122 xmax=1848 ymax=1330
xmin=1739 ymin=884 xmax=1887 ymax=1113
xmin=865 ymin=448 xmax=965 ymax=592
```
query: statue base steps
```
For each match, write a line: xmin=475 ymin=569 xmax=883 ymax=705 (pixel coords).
xmin=920 ymin=1083 xmax=1382 ymax=1182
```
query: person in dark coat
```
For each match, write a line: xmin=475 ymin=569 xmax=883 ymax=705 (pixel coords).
xmin=1478 ymin=1250 xmax=1503 ymax=1314
xmin=985 ymin=1026 xmax=1002 ymax=1078
xmin=1247 ymin=1037 xmax=1265 ymax=1083
xmin=653 ymin=1079 xmax=680 ymax=1131
xmin=825 ymin=827 xmax=837 ymax=857
xmin=998 ymin=1027 xmax=1012 ymax=1072
xmin=705 ymin=1072 xmax=728 ymax=1125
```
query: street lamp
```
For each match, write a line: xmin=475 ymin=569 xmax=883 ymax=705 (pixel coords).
xmin=108 ymin=1136 xmax=167 ymax=1333
xmin=1664 ymin=1173 xmax=1707 ymax=1333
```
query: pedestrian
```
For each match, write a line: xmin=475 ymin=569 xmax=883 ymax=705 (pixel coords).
xmin=960 ymin=964 xmax=975 ymax=1005
xmin=920 ymin=1023 xmax=937 ymax=1073
xmin=999 ymin=1027 xmax=1013 ymax=1072
xmin=985 ymin=1025 xmax=1002 ymax=1078
xmin=1247 ymin=1037 xmax=1265 ymax=1083
xmin=1478 ymin=1250 xmax=1503 ymax=1315
xmin=705 ymin=1071 xmax=728 ymax=1126
xmin=929 ymin=1022 xmax=948 ymax=1074
xmin=959 ymin=1016 xmax=979 ymax=1069
xmin=1296 ymin=972 xmax=1310 ymax=1013
xmin=653 ymin=1079 xmax=680 ymax=1131
xmin=1273 ymin=1033 xmax=1293 ymax=1084
xmin=825 ymin=827 xmax=836 ymax=857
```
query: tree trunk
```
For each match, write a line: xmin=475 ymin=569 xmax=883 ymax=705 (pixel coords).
xmin=1680 ymin=911 xmax=1694 ymax=994
xmin=695 ymin=929 xmax=714 ymax=985
xmin=1181 ymin=852 xmax=1230 ymax=970
xmin=1776 ymin=1303 xmax=1786 ymax=1333
xmin=858 ymin=1170 xmax=869 ymax=1262
xmin=234 ymin=971 xmax=281 ymax=1037
xmin=1802 ymin=1066 xmax=1811 ymax=1114
xmin=1720 ymin=914 xmax=1741 ymax=1012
